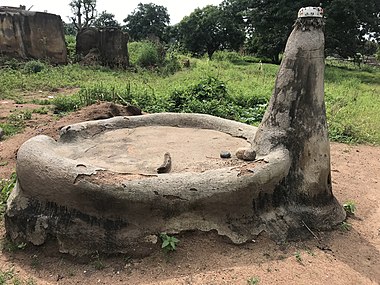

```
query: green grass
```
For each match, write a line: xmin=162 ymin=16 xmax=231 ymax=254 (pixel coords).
xmin=0 ymin=110 xmax=33 ymax=139
xmin=294 ymin=251 xmax=302 ymax=263
xmin=343 ymin=200 xmax=357 ymax=215
xmin=247 ymin=276 xmax=260 ymax=285
xmin=0 ymin=173 xmax=16 ymax=216
xmin=0 ymin=56 xmax=379 ymax=144
xmin=32 ymin=106 xmax=50 ymax=114
xmin=91 ymin=252 xmax=105 ymax=270
xmin=325 ymin=63 xmax=380 ymax=144
xmin=0 ymin=123 xmax=24 ymax=138
xmin=0 ymin=267 xmax=36 ymax=285
xmin=340 ymin=221 xmax=352 ymax=231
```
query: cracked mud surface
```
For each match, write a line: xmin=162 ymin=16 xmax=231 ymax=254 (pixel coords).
xmin=54 ymin=126 xmax=250 ymax=174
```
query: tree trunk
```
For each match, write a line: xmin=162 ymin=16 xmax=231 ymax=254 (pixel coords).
xmin=272 ymin=53 xmax=280 ymax=64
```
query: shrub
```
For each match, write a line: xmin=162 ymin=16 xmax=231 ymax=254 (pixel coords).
xmin=160 ymin=233 xmax=179 ymax=252
xmin=23 ymin=60 xmax=47 ymax=73
xmin=128 ymin=41 xmax=164 ymax=68
xmin=167 ymin=77 xmax=266 ymax=123
xmin=59 ymin=82 xmax=163 ymax=113
xmin=2 ymin=58 xmax=23 ymax=70
xmin=8 ymin=110 xmax=32 ymax=122
xmin=137 ymin=44 xmax=159 ymax=67
xmin=52 ymin=95 xmax=82 ymax=113
xmin=168 ymin=77 xmax=228 ymax=113
xmin=213 ymin=50 xmax=244 ymax=63
xmin=328 ymin=122 xmax=362 ymax=144
xmin=65 ymin=35 xmax=77 ymax=63
xmin=161 ymin=52 xmax=182 ymax=75
xmin=78 ymin=83 xmax=120 ymax=106
xmin=128 ymin=42 xmax=141 ymax=65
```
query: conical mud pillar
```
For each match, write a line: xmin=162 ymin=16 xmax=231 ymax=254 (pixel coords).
xmin=252 ymin=7 xmax=345 ymax=236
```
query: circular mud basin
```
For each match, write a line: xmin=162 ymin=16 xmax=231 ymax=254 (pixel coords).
xmin=55 ymin=126 xmax=251 ymax=174
xmin=6 ymin=113 xmax=289 ymax=255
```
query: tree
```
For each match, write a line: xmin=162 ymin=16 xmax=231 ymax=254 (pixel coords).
xmin=226 ymin=0 xmax=380 ymax=62
xmin=177 ymin=5 xmax=245 ymax=59
xmin=123 ymin=3 xmax=170 ymax=42
xmin=63 ymin=22 xmax=76 ymax=36
xmin=241 ymin=0 xmax=314 ymax=63
xmin=69 ymin=0 xmax=97 ymax=32
xmin=324 ymin=0 xmax=380 ymax=58
xmin=93 ymin=11 xmax=120 ymax=28
xmin=218 ymin=1 xmax=247 ymax=52
xmin=361 ymin=40 xmax=378 ymax=57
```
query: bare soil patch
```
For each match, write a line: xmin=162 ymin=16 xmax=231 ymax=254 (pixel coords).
xmin=0 ymin=100 xmax=379 ymax=285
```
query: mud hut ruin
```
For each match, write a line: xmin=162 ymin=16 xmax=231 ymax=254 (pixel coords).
xmin=0 ymin=6 xmax=67 ymax=64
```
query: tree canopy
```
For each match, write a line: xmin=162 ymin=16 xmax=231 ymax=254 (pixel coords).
xmin=63 ymin=22 xmax=76 ymax=36
xmin=223 ymin=0 xmax=380 ymax=62
xmin=123 ymin=3 xmax=170 ymax=42
xmin=93 ymin=11 xmax=120 ymax=28
xmin=324 ymin=0 xmax=380 ymax=58
xmin=66 ymin=0 xmax=379 ymax=62
xmin=177 ymin=5 xmax=245 ymax=59
xmin=69 ymin=0 xmax=97 ymax=32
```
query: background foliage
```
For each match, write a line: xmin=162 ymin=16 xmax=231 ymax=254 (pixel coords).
xmin=66 ymin=0 xmax=380 ymax=62
xmin=123 ymin=3 xmax=170 ymax=42
xmin=1 ymin=53 xmax=379 ymax=144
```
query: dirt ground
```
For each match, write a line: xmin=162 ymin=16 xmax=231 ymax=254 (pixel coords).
xmin=0 ymin=98 xmax=379 ymax=285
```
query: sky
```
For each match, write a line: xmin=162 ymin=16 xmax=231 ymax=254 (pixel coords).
xmin=1 ymin=0 xmax=223 ymax=24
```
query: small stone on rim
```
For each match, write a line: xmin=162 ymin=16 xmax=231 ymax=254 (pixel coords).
xmin=220 ymin=151 xmax=231 ymax=159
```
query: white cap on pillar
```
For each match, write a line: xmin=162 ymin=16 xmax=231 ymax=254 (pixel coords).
xmin=298 ymin=7 xmax=323 ymax=18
